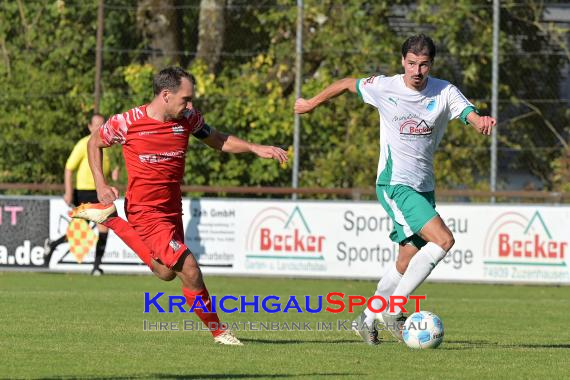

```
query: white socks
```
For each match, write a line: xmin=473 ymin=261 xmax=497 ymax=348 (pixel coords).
xmin=364 ymin=264 xmax=403 ymax=326
xmin=362 ymin=242 xmax=447 ymax=323
xmin=389 ymin=242 xmax=446 ymax=314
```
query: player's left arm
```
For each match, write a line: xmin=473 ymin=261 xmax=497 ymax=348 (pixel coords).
xmin=198 ymin=126 xmax=288 ymax=164
xmin=466 ymin=111 xmax=496 ymax=136
xmin=449 ymin=85 xmax=496 ymax=136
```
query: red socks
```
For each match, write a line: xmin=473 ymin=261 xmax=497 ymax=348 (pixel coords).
xmin=182 ymin=287 xmax=223 ymax=337
xmin=103 ymin=216 xmax=154 ymax=269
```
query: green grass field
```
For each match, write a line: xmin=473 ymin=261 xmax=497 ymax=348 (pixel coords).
xmin=1 ymin=272 xmax=569 ymax=379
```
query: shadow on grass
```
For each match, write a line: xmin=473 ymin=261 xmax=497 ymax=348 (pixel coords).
xmin=239 ymin=337 xmax=359 ymax=345
xmin=35 ymin=373 xmax=359 ymax=379
xmin=442 ymin=339 xmax=570 ymax=350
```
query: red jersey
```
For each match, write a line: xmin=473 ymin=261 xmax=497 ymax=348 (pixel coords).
xmin=99 ymin=105 xmax=205 ymax=213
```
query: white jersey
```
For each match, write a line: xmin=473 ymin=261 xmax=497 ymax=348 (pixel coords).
xmin=357 ymin=74 xmax=474 ymax=192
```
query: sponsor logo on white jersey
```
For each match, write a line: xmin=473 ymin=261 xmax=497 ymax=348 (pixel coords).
xmin=399 ymin=119 xmax=433 ymax=135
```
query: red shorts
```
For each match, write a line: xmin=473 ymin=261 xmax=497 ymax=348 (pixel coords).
xmin=126 ymin=209 xmax=189 ymax=269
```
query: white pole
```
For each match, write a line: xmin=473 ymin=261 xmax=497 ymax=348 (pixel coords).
xmin=94 ymin=0 xmax=104 ymax=113
xmin=491 ymin=0 xmax=500 ymax=202
xmin=292 ymin=0 xmax=303 ymax=200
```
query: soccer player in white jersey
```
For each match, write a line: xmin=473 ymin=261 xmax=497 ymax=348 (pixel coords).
xmin=295 ymin=34 xmax=496 ymax=345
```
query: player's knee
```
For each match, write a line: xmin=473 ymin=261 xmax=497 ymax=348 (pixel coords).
xmin=433 ymin=234 xmax=455 ymax=252
xmin=441 ymin=235 xmax=455 ymax=252
xmin=156 ymin=270 xmax=177 ymax=282
xmin=153 ymin=264 xmax=177 ymax=281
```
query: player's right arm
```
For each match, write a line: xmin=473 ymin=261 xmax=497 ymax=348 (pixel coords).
xmin=87 ymin=123 xmax=119 ymax=205
xmin=294 ymin=78 xmax=357 ymax=114
xmin=63 ymin=169 xmax=74 ymax=206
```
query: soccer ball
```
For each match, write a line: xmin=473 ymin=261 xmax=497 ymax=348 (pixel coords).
xmin=402 ymin=311 xmax=444 ymax=349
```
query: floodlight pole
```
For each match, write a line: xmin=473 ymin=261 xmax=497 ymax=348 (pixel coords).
xmin=490 ymin=0 xmax=500 ymax=202
xmin=94 ymin=0 xmax=104 ymax=113
xmin=292 ymin=0 xmax=303 ymax=200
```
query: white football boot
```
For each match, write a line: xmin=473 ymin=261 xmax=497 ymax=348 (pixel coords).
xmin=213 ymin=330 xmax=243 ymax=346
xmin=380 ymin=311 xmax=407 ymax=342
xmin=69 ymin=202 xmax=116 ymax=224
xmin=352 ymin=312 xmax=380 ymax=345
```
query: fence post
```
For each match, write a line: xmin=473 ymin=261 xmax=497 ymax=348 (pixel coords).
xmin=94 ymin=0 xmax=104 ymax=113
xmin=292 ymin=0 xmax=303 ymax=200
xmin=490 ymin=0 xmax=500 ymax=203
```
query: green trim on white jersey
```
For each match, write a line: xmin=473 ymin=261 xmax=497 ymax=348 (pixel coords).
xmin=356 ymin=78 xmax=363 ymax=99
xmin=459 ymin=105 xmax=479 ymax=125
xmin=377 ymin=145 xmax=393 ymax=185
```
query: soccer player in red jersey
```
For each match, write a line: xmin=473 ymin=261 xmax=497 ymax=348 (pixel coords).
xmin=71 ymin=67 xmax=288 ymax=345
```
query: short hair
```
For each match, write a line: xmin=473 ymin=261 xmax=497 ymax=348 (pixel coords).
xmin=401 ymin=34 xmax=436 ymax=61
xmin=153 ymin=67 xmax=196 ymax=96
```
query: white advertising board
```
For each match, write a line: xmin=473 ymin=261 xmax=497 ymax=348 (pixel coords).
xmin=46 ymin=198 xmax=569 ymax=284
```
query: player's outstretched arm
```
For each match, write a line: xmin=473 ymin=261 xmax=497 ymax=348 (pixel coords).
xmin=466 ymin=112 xmax=496 ymax=136
xmin=248 ymin=144 xmax=289 ymax=164
xmin=202 ymin=129 xmax=288 ymax=164
xmin=294 ymin=78 xmax=357 ymax=114
xmin=87 ymin=131 xmax=119 ymax=205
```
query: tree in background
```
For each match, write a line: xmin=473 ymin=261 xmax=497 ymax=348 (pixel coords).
xmin=196 ymin=0 xmax=226 ymax=73
xmin=0 ymin=0 xmax=567 ymax=196
xmin=0 ymin=1 xmax=101 ymax=185
xmin=413 ymin=0 xmax=569 ymax=190
xmin=136 ymin=0 xmax=181 ymax=68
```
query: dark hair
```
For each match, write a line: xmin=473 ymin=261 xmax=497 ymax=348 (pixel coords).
xmin=401 ymin=34 xmax=436 ymax=61
xmin=153 ymin=66 xmax=196 ymax=96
